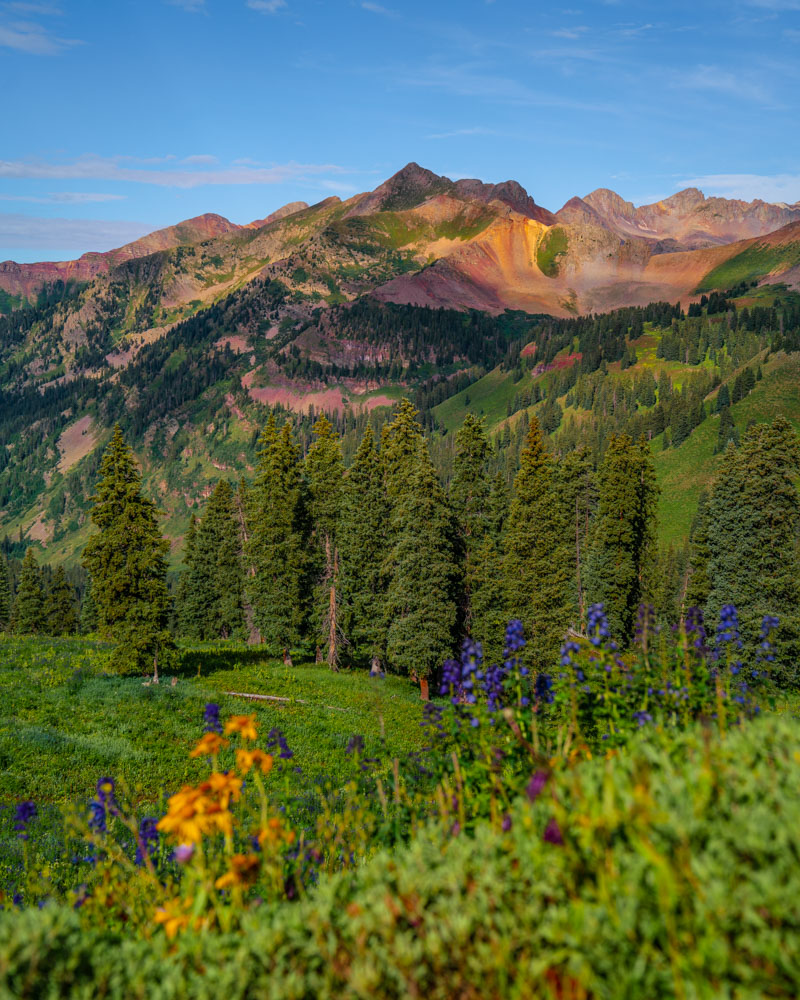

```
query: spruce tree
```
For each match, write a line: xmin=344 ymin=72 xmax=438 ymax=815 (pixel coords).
xmin=504 ymin=417 xmax=573 ymax=670
xmin=14 ymin=547 xmax=44 ymax=635
xmin=554 ymin=447 xmax=597 ymax=632
xmin=175 ymin=514 xmax=201 ymax=638
xmin=248 ymin=415 xmax=308 ymax=652
xmin=468 ymin=472 xmax=509 ymax=664
xmin=385 ymin=440 xmax=457 ymax=687
xmin=80 ymin=577 xmax=98 ymax=635
xmin=0 ymin=556 xmax=11 ymax=632
xmin=305 ymin=416 xmax=344 ymax=667
xmin=381 ymin=399 xmax=425 ymax=503
xmin=82 ymin=425 xmax=172 ymax=676
xmin=585 ymin=434 xmax=659 ymax=644
xmin=45 ymin=565 xmax=77 ymax=636
xmin=706 ymin=417 xmax=800 ymax=682
xmin=339 ymin=426 xmax=391 ymax=672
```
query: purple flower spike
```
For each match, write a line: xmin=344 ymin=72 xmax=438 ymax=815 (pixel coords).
xmin=543 ymin=817 xmax=564 ymax=846
xmin=526 ymin=771 xmax=549 ymax=802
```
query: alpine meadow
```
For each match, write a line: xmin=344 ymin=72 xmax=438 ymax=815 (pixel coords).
xmin=3 ymin=2 xmax=800 ymax=997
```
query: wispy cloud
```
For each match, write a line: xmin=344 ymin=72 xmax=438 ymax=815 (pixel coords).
xmin=677 ymin=64 xmax=772 ymax=103
xmin=552 ymin=25 xmax=589 ymax=38
xmin=426 ymin=126 xmax=497 ymax=139
xmin=0 ymin=192 xmax=126 ymax=204
xmin=167 ymin=0 xmax=206 ymax=11
xmin=679 ymin=172 xmax=800 ymax=203
xmin=0 ymin=214 xmax=153 ymax=254
xmin=0 ymin=17 xmax=79 ymax=53
xmin=3 ymin=2 xmax=62 ymax=13
xmin=745 ymin=0 xmax=800 ymax=9
xmin=0 ymin=155 xmax=349 ymax=188
xmin=246 ymin=0 xmax=286 ymax=12
xmin=361 ymin=2 xmax=398 ymax=16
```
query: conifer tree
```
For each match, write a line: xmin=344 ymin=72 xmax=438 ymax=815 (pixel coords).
xmin=14 ymin=547 xmax=44 ymax=635
xmin=45 ymin=565 xmax=77 ymax=636
xmin=80 ymin=577 xmax=98 ymax=635
xmin=381 ymin=399 xmax=425 ymax=503
xmin=82 ymin=426 xmax=172 ymax=676
xmin=339 ymin=426 xmax=390 ymax=672
xmin=305 ymin=416 xmax=344 ymax=667
xmin=504 ymin=417 xmax=573 ymax=669
xmin=248 ymin=415 xmax=308 ymax=652
xmin=706 ymin=417 xmax=800 ymax=682
xmin=555 ymin=447 xmax=597 ymax=631
xmin=585 ymin=434 xmax=659 ymax=644
xmin=468 ymin=472 xmax=509 ymax=663
xmin=450 ymin=414 xmax=491 ymax=630
xmin=385 ymin=440 xmax=457 ymax=687
xmin=0 ymin=556 xmax=11 ymax=632
xmin=175 ymin=514 xmax=200 ymax=638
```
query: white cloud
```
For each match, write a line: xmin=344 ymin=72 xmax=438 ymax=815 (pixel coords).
xmin=678 ymin=173 xmax=800 ymax=204
xmin=552 ymin=25 xmax=589 ymax=38
xmin=0 ymin=16 xmax=79 ymax=53
xmin=246 ymin=0 xmax=286 ymax=12
xmin=678 ymin=64 xmax=771 ymax=103
xmin=362 ymin=2 xmax=398 ymax=16
xmin=0 ymin=155 xmax=348 ymax=188
xmin=426 ymin=126 xmax=497 ymax=139
xmin=0 ymin=213 xmax=153 ymax=254
xmin=0 ymin=192 xmax=126 ymax=204
xmin=3 ymin=3 xmax=63 ymax=14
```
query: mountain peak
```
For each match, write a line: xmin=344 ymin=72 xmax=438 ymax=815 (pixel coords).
xmin=348 ymin=163 xmax=453 ymax=216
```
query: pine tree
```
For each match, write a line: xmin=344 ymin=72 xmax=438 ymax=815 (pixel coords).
xmin=0 ymin=556 xmax=11 ymax=632
xmin=381 ymin=399 xmax=425 ymax=503
xmin=80 ymin=577 xmax=98 ymax=635
xmin=339 ymin=426 xmax=391 ymax=672
xmin=706 ymin=417 xmax=800 ymax=682
xmin=385 ymin=441 xmax=458 ymax=686
xmin=585 ymin=434 xmax=659 ymax=644
xmin=450 ymin=414 xmax=492 ymax=637
xmin=468 ymin=472 xmax=509 ymax=663
xmin=13 ymin=547 xmax=44 ymax=635
xmin=175 ymin=514 xmax=201 ymax=638
xmin=82 ymin=426 xmax=172 ymax=676
xmin=247 ymin=415 xmax=308 ymax=652
xmin=45 ymin=565 xmax=77 ymax=636
xmin=504 ymin=417 xmax=572 ymax=670
xmin=305 ymin=416 xmax=344 ymax=667
xmin=554 ymin=447 xmax=597 ymax=632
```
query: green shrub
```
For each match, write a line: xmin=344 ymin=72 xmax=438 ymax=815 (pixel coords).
xmin=3 ymin=714 xmax=800 ymax=998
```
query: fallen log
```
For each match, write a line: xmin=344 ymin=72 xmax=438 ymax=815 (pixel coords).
xmin=223 ymin=690 xmax=346 ymax=712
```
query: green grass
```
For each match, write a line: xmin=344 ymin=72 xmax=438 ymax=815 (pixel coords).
xmin=0 ymin=637 xmax=429 ymax=804
xmin=536 ymin=226 xmax=568 ymax=277
xmin=696 ymin=240 xmax=800 ymax=292
xmin=433 ymin=366 xmax=531 ymax=432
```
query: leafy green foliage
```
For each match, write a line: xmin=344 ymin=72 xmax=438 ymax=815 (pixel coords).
xmin=13 ymin=548 xmax=44 ymax=635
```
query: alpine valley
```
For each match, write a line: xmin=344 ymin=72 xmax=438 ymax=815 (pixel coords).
xmin=2 ymin=162 xmax=800 ymax=565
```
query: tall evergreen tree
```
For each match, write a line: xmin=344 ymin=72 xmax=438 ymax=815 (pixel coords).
xmin=468 ymin=472 xmax=509 ymax=663
xmin=82 ymin=425 xmax=172 ymax=676
xmin=45 ymin=565 xmax=77 ymax=636
xmin=305 ymin=416 xmax=344 ymax=667
xmin=385 ymin=441 xmax=458 ymax=689
xmin=706 ymin=417 xmax=800 ymax=682
xmin=175 ymin=514 xmax=201 ymax=638
xmin=585 ymin=434 xmax=659 ymax=644
xmin=381 ymin=399 xmax=425 ymax=503
xmin=339 ymin=426 xmax=391 ymax=672
xmin=504 ymin=417 xmax=572 ymax=669
xmin=0 ymin=556 xmax=11 ymax=632
xmin=14 ymin=547 xmax=44 ymax=635
xmin=555 ymin=447 xmax=597 ymax=632
xmin=80 ymin=577 xmax=98 ymax=635
xmin=248 ymin=415 xmax=308 ymax=652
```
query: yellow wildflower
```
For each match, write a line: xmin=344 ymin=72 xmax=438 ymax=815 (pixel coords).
xmin=199 ymin=771 xmax=243 ymax=809
xmin=225 ymin=714 xmax=258 ymax=741
xmin=256 ymin=816 xmax=295 ymax=848
xmin=189 ymin=732 xmax=229 ymax=758
xmin=236 ymin=748 xmax=273 ymax=776
xmin=215 ymin=853 xmax=261 ymax=890
xmin=154 ymin=897 xmax=191 ymax=939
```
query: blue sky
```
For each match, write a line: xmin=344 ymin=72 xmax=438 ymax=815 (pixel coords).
xmin=1 ymin=0 xmax=799 ymax=261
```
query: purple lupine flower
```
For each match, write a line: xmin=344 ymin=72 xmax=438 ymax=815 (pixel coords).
xmin=526 ymin=771 xmax=548 ymax=801
xmin=134 ymin=817 xmax=159 ymax=866
xmin=502 ymin=814 xmax=512 ymax=832
xmin=587 ymin=603 xmax=617 ymax=651
xmin=684 ymin=607 xmax=708 ymax=657
xmin=560 ymin=640 xmax=580 ymax=667
xmin=88 ymin=800 xmax=106 ymax=834
xmin=13 ymin=801 xmax=37 ymax=841
xmin=632 ymin=710 xmax=653 ymax=727
xmin=95 ymin=777 xmax=116 ymax=805
xmin=203 ymin=703 xmax=223 ymax=734
xmin=543 ymin=818 xmax=564 ymax=845
xmin=440 ymin=658 xmax=463 ymax=702
xmin=534 ymin=672 xmax=554 ymax=705
xmin=504 ymin=619 xmax=526 ymax=656
xmin=266 ymin=727 xmax=294 ymax=760
xmin=757 ymin=614 xmax=780 ymax=664
xmin=460 ymin=638 xmax=483 ymax=705
xmin=482 ymin=661 xmax=507 ymax=711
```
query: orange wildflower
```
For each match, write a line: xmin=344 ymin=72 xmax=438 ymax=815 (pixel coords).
xmin=256 ymin=816 xmax=295 ymax=848
xmin=154 ymin=897 xmax=191 ymax=939
xmin=189 ymin=733 xmax=229 ymax=758
xmin=199 ymin=771 xmax=243 ymax=808
xmin=215 ymin=853 xmax=261 ymax=890
xmin=225 ymin=714 xmax=258 ymax=741
xmin=236 ymin=748 xmax=273 ymax=776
